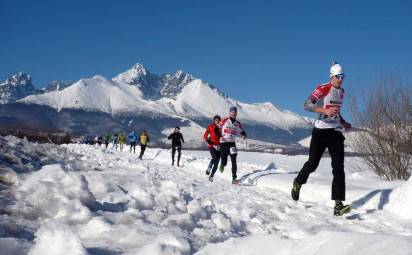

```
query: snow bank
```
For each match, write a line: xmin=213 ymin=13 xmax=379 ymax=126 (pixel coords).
xmin=195 ymin=234 xmax=293 ymax=255
xmin=296 ymin=231 xmax=412 ymax=255
xmin=2 ymin=137 xmax=412 ymax=254
xmin=0 ymin=135 xmax=43 ymax=177
xmin=385 ymin=177 xmax=412 ymax=219
xmin=29 ymin=220 xmax=88 ymax=255
xmin=126 ymin=233 xmax=191 ymax=255
xmin=197 ymin=231 xmax=412 ymax=255
xmin=13 ymin=164 xmax=96 ymax=222
xmin=0 ymin=238 xmax=30 ymax=255
xmin=78 ymin=217 xmax=112 ymax=238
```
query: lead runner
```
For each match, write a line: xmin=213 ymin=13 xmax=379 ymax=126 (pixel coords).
xmin=291 ymin=62 xmax=352 ymax=216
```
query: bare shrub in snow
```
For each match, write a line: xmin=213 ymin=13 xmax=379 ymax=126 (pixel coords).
xmin=350 ymin=77 xmax=412 ymax=180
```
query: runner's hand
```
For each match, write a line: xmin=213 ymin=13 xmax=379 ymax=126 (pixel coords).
xmin=342 ymin=121 xmax=352 ymax=130
xmin=323 ymin=106 xmax=339 ymax=116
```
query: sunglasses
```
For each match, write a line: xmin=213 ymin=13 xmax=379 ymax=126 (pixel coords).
xmin=335 ymin=74 xmax=345 ymax=80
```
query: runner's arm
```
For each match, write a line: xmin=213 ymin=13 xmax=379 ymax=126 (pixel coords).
xmin=239 ymin=122 xmax=247 ymax=138
xmin=304 ymin=95 xmax=339 ymax=116
xmin=340 ymin=114 xmax=352 ymax=129
xmin=203 ymin=127 xmax=211 ymax=143
xmin=304 ymin=95 xmax=318 ymax=112
xmin=304 ymin=85 xmax=337 ymax=114
xmin=304 ymin=95 xmax=328 ymax=113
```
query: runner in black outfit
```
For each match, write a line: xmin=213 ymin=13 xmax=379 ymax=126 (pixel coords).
xmin=168 ymin=126 xmax=184 ymax=167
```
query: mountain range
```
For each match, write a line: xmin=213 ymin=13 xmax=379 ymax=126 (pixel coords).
xmin=0 ymin=63 xmax=312 ymax=151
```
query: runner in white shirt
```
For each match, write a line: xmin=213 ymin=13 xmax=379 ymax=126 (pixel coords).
xmin=219 ymin=106 xmax=247 ymax=184
xmin=291 ymin=62 xmax=352 ymax=216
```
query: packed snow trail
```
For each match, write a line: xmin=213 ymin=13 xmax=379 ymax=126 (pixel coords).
xmin=1 ymin=136 xmax=411 ymax=254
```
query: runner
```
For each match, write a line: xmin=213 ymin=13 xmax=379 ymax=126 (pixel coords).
xmin=203 ymin=115 xmax=221 ymax=182
xmin=138 ymin=129 xmax=150 ymax=160
xmin=219 ymin=107 xmax=246 ymax=184
xmin=168 ymin=126 xmax=184 ymax=167
xmin=112 ymin=133 xmax=119 ymax=151
xmin=128 ymin=130 xmax=138 ymax=153
xmin=103 ymin=133 xmax=112 ymax=149
xmin=291 ymin=62 xmax=352 ymax=216
xmin=118 ymin=132 xmax=126 ymax=152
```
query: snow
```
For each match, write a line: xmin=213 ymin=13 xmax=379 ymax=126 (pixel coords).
xmin=167 ymin=80 xmax=308 ymax=130
xmin=385 ymin=177 xmax=412 ymax=219
xmin=13 ymin=164 xmax=95 ymax=222
xmin=197 ymin=231 xmax=412 ymax=255
xmin=7 ymin=65 xmax=315 ymax=152
xmin=298 ymin=135 xmax=311 ymax=148
xmin=113 ymin=63 xmax=148 ymax=84
xmin=196 ymin=234 xmax=293 ymax=255
xmin=1 ymin=135 xmax=411 ymax=254
xmin=0 ymin=238 xmax=30 ymax=255
xmin=20 ymin=76 xmax=146 ymax=114
xmin=0 ymin=72 xmax=37 ymax=104
xmin=127 ymin=233 xmax=191 ymax=255
xmin=29 ymin=220 xmax=88 ymax=255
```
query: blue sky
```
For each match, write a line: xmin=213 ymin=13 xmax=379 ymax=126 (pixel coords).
xmin=1 ymin=0 xmax=411 ymax=118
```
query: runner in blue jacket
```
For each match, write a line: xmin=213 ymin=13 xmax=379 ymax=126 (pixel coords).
xmin=128 ymin=131 xmax=138 ymax=153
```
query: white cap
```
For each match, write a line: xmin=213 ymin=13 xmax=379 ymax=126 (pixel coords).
xmin=330 ymin=62 xmax=344 ymax=78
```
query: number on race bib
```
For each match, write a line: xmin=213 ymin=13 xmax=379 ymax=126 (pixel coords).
xmin=230 ymin=147 xmax=237 ymax=155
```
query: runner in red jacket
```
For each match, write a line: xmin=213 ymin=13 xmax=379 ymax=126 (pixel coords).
xmin=203 ymin=115 xmax=221 ymax=182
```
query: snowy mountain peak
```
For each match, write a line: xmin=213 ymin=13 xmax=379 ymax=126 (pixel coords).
xmin=173 ymin=69 xmax=195 ymax=83
xmin=0 ymin=72 xmax=37 ymax=104
xmin=111 ymin=64 xmax=201 ymax=99
xmin=160 ymin=69 xmax=196 ymax=98
xmin=43 ymin=80 xmax=74 ymax=93
xmin=113 ymin=63 xmax=151 ymax=85
xmin=8 ymin=62 xmax=314 ymax=146
xmin=92 ymin=75 xmax=109 ymax=82
xmin=5 ymin=72 xmax=32 ymax=86
xmin=112 ymin=63 xmax=164 ymax=99
xmin=131 ymin=63 xmax=148 ymax=76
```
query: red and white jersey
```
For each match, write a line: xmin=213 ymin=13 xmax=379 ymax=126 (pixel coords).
xmin=310 ymin=82 xmax=345 ymax=129
xmin=219 ymin=117 xmax=244 ymax=143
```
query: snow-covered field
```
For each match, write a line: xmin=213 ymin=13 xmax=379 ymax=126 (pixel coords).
xmin=1 ymin=135 xmax=411 ymax=255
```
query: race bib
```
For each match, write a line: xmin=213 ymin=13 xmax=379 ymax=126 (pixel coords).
xmin=321 ymin=113 xmax=338 ymax=121
xmin=230 ymin=147 xmax=237 ymax=155
xmin=322 ymin=104 xmax=341 ymax=121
